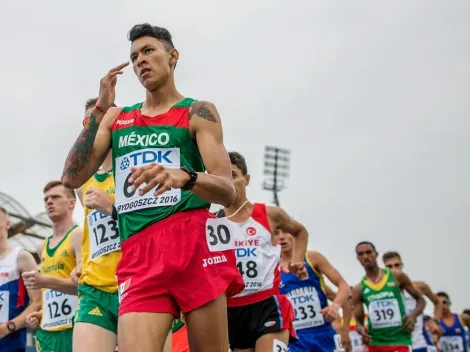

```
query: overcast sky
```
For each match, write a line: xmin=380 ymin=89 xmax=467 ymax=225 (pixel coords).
xmin=1 ymin=1 xmax=468 ymax=312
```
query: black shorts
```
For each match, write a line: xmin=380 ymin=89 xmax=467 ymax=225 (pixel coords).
xmin=228 ymin=294 xmax=296 ymax=350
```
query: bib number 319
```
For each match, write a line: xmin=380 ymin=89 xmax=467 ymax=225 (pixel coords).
xmin=205 ymin=218 xmax=235 ymax=252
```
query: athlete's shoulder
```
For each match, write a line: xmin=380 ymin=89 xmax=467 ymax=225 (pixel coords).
xmin=104 ymin=106 xmax=125 ymax=127
xmin=187 ymin=100 xmax=221 ymax=122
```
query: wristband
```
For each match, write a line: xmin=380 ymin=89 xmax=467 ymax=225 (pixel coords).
xmin=95 ymin=104 xmax=106 ymax=114
xmin=111 ymin=205 xmax=118 ymax=221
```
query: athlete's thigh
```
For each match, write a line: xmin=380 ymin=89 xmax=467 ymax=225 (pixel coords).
xmin=255 ymin=330 xmax=289 ymax=352
xmin=118 ymin=312 xmax=173 ymax=352
xmin=163 ymin=330 xmax=172 ymax=352
xmin=73 ymin=322 xmax=117 ymax=352
xmin=185 ymin=293 xmax=229 ymax=352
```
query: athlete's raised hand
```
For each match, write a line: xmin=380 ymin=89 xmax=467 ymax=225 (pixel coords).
xmin=97 ymin=62 xmax=129 ymax=111
xmin=129 ymin=163 xmax=191 ymax=197
xmin=84 ymin=187 xmax=114 ymax=215
xmin=26 ymin=311 xmax=42 ymax=329
xmin=321 ymin=302 xmax=340 ymax=322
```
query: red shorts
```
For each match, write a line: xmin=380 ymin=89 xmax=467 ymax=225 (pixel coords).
xmin=368 ymin=346 xmax=410 ymax=352
xmin=117 ymin=208 xmax=244 ymax=316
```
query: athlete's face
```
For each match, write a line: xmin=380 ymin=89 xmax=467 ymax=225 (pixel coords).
xmin=384 ymin=256 xmax=403 ymax=274
xmin=231 ymin=164 xmax=250 ymax=201
xmin=274 ymin=229 xmax=294 ymax=252
xmin=44 ymin=185 xmax=75 ymax=222
xmin=356 ymin=244 xmax=378 ymax=270
xmin=130 ymin=36 xmax=179 ymax=91
xmin=438 ymin=295 xmax=451 ymax=315
xmin=0 ymin=211 xmax=11 ymax=238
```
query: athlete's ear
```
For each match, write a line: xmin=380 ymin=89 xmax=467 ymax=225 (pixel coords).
xmin=245 ymin=174 xmax=251 ymax=186
xmin=169 ymin=48 xmax=179 ymax=69
xmin=69 ymin=198 xmax=76 ymax=211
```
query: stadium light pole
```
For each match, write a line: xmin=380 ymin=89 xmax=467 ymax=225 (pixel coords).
xmin=262 ymin=146 xmax=290 ymax=206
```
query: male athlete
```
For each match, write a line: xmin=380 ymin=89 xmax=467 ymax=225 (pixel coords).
xmin=276 ymin=229 xmax=350 ymax=352
xmin=219 ymin=151 xmax=308 ymax=351
xmin=70 ymin=97 xmax=121 ymax=352
xmin=382 ymin=251 xmax=442 ymax=352
xmin=23 ymin=181 xmax=82 ymax=352
xmin=0 ymin=207 xmax=41 ymax=352
xmin=71 ymin=98 xmax=172 ymax=352
xmin=351 ymin=242 xmax=425 ymax=352
xmin=436 ymin=292 xmax=470 ymax=352
xmin=61 ymin=23 xmax=244 ymax=352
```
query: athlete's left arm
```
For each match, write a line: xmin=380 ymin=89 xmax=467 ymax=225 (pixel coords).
xmin=397 ymin=272 xmax=426 ymax=318
xmin=268 ymin=206 xmax=308 ymax=263
xmin=309 ymin=251 xmax=349 ymax=310
xmin=189 ymin=101 xmax=235 ymax=206
xmin=14 ymin=250 xmax=42 ymax=331
xmin=414 ymin=281 xmax=443 ymax=319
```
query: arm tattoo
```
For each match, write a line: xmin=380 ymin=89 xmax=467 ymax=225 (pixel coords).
xmin=189 ymin=101 xmax=217 ymax=123
xmin=62 ymin=114 xmax=100 ymax=180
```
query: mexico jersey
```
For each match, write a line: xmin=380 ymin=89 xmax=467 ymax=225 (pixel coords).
xmin=226 ymin=203 xmax=281 ymax=307
xmin=79 ymin=170 xmax=121 ymax=292
xmin=40 ymin=226 xmax=79 ymax=332
xmin=0 ymin=247 xmax=28 ymax=350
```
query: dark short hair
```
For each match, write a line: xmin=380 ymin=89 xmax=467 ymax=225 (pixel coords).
xmin=128 ymin=23 xmax=174 ymax=51
xmin=355 ymin=241 xmax=377 ymax=252
xmin=229 ymin=152 xmax=248 ymax=176
xmin=436 ymin=291 xmax=450 ymax=300
xmin=43 ymin=181 xmax=76 ymax=200
xmin=463 ymin=309 xmax=470 ymax=315
xmin=382 ymin=251 xmax=401 ymax=263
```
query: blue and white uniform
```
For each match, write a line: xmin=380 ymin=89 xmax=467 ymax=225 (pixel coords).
xmin=403 ymin=291 xmax=436 ymax=352
xmin=0 ymin=247 xmax=29 ymax=351
xmin=280 ymin=254 xmax=336 ymax=352
xmin=439 ymin=314 xmax=468 ymax=352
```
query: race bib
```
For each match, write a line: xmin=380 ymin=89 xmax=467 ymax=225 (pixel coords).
xmin=88 ymin=210 xmax=120 ymax=260
xmin=368 ymin=298 xmax=402 ymax=328
xmin=273 ymin=339 xmax=288 ymax=352
xmin=334 ymin=331 xmax=366 ymax=352
xmin=0 ymin=291 xmax=9 ymax=323
xmin=205 ymin=217 xmax=236 ymax=252
xmin=114 ymin=148 xmax=181 ymax=214
xmin=439 ymin=336 xmax=464 ymax=352
xmin=41 ymin=289 xmax=78 ymax=330
xmin=289 ymin=287 xmax=324 ymax=330
xmin=236 ymin=247 xmax=264 ymax=292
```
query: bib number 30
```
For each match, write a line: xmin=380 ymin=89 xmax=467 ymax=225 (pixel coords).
xmin=205 ymin=218 xmax=235 ymax=252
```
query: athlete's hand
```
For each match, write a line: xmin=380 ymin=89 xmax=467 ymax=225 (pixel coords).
xmin=282 ymin=262 xmax=308 ymax=280
xmin=26 ymin=311 xmax=42 ymax=329
xmin=71 ymin=261 xmax=82 ymax=285
xmin=97 ymin=62 xmax=129 ymax=111
xmin=22 ymin=270 xmax=49 ymax=290
xmin=321 ymin=303 xmax=340 ymax=322
xmin=427 ymin=319 xmax=443 ymax=337
xmin=403 ymin=314 xmax=416 ymax=332
xmin=84 ymin=187 xmax=114 ymax=215
xmin=356 ymin=325 xmax=370 ymax=345
xmin=339 ymin=328 xmax=352 ymax=352
xmin=129 ymin=164 xmax=191 ymax=197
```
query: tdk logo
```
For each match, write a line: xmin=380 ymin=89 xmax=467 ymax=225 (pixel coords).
xmin=236 ymin=248 xmax=257 ymax=258
xmin=120 ymin=150 xmax=175 ymax=171
xmin=291 ymin=295 xmax=316 ymax=305
xmin=88 ymin=210 xmax=109 ymax=225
